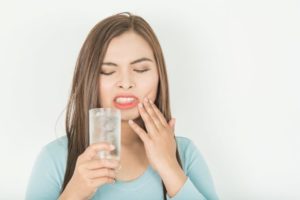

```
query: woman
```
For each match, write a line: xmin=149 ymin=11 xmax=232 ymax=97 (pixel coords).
xmin=26 ymin=12 xmax=219 ymax=200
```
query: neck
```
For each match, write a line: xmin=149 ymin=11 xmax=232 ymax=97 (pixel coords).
xmin=121 ymin=117 xmax=144 ymax=147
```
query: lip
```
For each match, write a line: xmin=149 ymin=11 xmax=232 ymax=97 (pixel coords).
xmin=113 ymin=94 xmax=139 ymax=110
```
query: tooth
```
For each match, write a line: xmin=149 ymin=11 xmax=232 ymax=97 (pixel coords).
xmin=116 ymin=97 xmax=135 ymax=103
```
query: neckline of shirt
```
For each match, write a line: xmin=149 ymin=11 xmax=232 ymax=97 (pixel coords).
xmin=110 ymin=164 xmax=155 ymax=191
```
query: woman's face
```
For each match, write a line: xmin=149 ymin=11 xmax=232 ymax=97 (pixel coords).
xmin=99 ymin=31 xmax=159 ymax=120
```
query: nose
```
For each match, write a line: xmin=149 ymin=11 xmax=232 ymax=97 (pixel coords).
xmin=116 ymin=73 xmax=135 ymax=90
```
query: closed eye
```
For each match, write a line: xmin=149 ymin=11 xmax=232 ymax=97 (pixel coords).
xmin=100 ymin=71 xmax=115 ymax=75
xmin=100 ymin=69 xmax=150 ymax=76
xmin=134 ymin=69 xmax=150 ymax=73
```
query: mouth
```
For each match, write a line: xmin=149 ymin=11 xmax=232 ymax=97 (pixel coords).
xmin=113 ymin=95 xmax=139 ymax=110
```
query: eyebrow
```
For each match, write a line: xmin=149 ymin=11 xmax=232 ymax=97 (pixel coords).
xmin=101 ymin=57 xmax=153 ymax=67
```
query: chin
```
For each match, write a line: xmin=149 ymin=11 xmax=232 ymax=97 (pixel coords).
xmin=120 ymin=109 xmax=140 ymax=121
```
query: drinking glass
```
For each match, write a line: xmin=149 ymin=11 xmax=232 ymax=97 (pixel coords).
xmin=89 ymin=108 xmax=121 ymax=160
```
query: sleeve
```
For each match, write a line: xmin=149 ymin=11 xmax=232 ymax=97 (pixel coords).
xmin=25 ymin=146 xmax=61 ymax=200
xmin=167 ymin=139 xmax=219 ymax=200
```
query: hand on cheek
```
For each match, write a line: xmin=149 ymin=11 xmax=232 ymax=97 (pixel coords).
xmin=128 ymin=97 xmax=177 ymax=172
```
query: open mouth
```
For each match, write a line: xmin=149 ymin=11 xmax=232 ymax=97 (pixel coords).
xmin=113 ymin=96 xmax=139 ymax=109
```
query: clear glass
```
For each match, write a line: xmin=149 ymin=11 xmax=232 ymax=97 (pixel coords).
xmin=89 ymin=108 xmax=121 ymax=160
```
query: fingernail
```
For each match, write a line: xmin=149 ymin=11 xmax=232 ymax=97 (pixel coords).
xmin=144 ymin=97 xmax=148 ymax=102
xmin=138 ymin=103 xmax=143 ymax=108
xmin=128 ymin=120 xmax=133 ymax=124
xmin=110 ymin=144 xmax=115 ymax=150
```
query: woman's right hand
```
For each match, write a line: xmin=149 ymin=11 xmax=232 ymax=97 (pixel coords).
xmin=59 ymin=142 xmax=120 ymax=200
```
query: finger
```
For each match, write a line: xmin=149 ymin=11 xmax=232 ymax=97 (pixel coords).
xmin=90 ymin=177 xmax=115 ymax=187
xmin=143 ymin=97 xmax=165 ymax=131
xmin=148 ymin=99 xmax=169 ymax=127
xmin=87 ymin=168 xmax=117 ymax=179
xmin=128 ymin=119 xmax=150 ymax=143
xmin=79 ymin=143 xmax=115 ymax=162
xmin=84 ymin=159 xmax=120 ymax=170
xmin=138 ymin=101 xmax=158 ymax=135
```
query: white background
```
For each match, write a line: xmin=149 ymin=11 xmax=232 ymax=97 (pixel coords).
xmin=0 ymin=0 xmax=299 ymax=199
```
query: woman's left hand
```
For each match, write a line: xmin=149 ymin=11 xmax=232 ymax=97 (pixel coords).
xmin=128 ymin=97 xmax=178 ymax=173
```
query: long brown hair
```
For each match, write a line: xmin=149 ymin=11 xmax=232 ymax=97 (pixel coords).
xmin=60 ymin=12 xmax=183 ymax=199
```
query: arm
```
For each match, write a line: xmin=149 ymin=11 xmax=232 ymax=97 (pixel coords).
xmin=162 ymin=138 xmax=219 ymax=200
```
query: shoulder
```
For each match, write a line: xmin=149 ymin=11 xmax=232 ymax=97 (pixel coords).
xmin=175 ymin=135 xmax=198 ymax=156
xmin=43 ymin=135 xmax=68 ymax=153
xmin=175 ymin=136 xmax=204 ymax=172
xmin=37 ymin=136 xmax=68 ymax=182
xmin=37 ymin=135 xmax=68 ymax=166
xmin=175 ymin=136 xmax=193 ymax=148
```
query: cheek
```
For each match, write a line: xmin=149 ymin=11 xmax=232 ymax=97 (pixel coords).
xmin=99 ymin=79 xmax=114 ymax=103
xmin=138 ymin=75 xmax=159 ymax=98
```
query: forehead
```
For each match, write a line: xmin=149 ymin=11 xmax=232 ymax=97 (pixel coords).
xmin=103 ymin=31 xmax=155 ymax=63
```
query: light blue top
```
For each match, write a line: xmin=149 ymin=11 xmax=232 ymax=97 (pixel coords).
xmin=25 ymin=136 xmax=219 ymax=200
